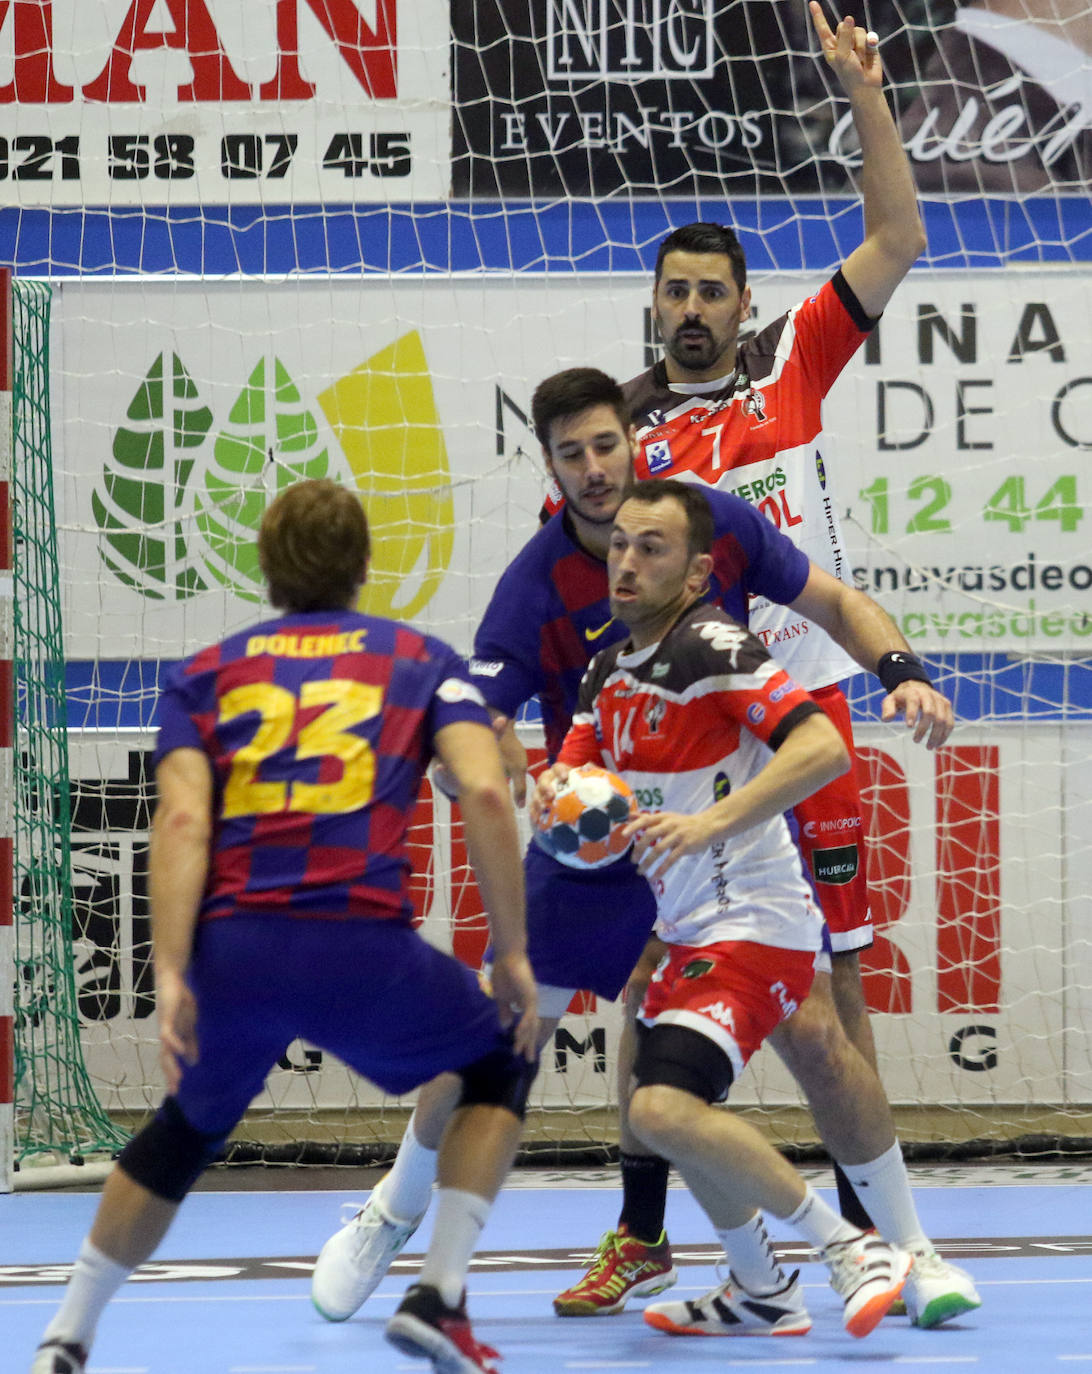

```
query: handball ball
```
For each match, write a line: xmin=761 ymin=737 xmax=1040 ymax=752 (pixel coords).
xmin=534 ymin=763 xmax=639 ymax=869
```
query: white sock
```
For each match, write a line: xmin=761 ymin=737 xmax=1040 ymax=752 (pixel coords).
xmin=783 ymin=1185 xmax=859 ymax=1251
xmin=417 ymin=1188 xmax=491 ymax=1310
xmin=835 ymin=1141 xmax=930 ymax=1251
xmin=381 ymin=1110 xmax=439 ymax=1222
xmin=715 ymin=1212 xmax=787 ymax=1295
xmin=41 ymin=1238 xmax=132 ymax=1350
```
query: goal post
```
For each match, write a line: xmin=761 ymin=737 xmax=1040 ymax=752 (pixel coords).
xmin=1 ymin=267 xmax=13 ymax=1194
xmin=6 ymin=275 xmax=127 ymax=1189
xmin=2 ymin=2 xmax=1091 ymax=1181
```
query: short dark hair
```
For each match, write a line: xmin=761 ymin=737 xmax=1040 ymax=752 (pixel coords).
xmin=654 ymin=223 xmax=747 ymax=294
xmin=625 ymin=479 xmax=714 ymax=558
xmin=259 ymin=479 xmax=370 ymax=612
xmin=530 ymin=367 xmax=630 ymax=449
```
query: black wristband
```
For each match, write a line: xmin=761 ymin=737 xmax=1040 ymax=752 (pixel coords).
xmin=876 ymin=651 xmax=933 ymax=693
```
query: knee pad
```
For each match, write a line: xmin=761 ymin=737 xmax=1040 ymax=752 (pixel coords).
xmin=118 ymin=1096 xmax=224 ymax=1203
xmin=635 ymin=1023 xmax=734 ymax=1105
xmin=458 ymin=1046 xmax=539 ymax=1120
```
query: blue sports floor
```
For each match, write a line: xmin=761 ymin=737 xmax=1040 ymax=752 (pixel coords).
xmin=3 ymin=1163 xmax=1090 ymax=1374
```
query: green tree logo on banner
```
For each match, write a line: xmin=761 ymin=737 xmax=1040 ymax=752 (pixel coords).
xmin=196 ymin=357 xmax=331 ymax=601
xmin=93 ymin=335 xmax=454 ymax=612
xmin=91 ymin=352 xmax=212 ymax=599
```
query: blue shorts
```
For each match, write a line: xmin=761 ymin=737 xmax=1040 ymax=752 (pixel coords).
xmin=173 ymin=914 xmax=512 ymax=1140
xmin=524 ymin=845 xmax=657 ymax=1003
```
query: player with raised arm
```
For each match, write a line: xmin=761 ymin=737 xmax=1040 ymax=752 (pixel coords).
xmin=29 ymin=480 xmax=538 ymax=1374
xmin=538 ymin=479 xmax=911 ymax=1340
xmin=312 ymin=366 xmax=977 ymax=1332
xmin=552 ymin=3 xmax=979 ymax=1330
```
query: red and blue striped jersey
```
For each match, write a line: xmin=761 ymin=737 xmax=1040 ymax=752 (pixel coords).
xmin=470 ymin=486 xmax=810 ymax=760
xmin=155 ymin=609 xmax=490 ymax=925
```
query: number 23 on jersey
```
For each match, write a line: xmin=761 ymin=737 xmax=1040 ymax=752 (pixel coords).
xmin=219 ymin=678 xmax=383 ymax=818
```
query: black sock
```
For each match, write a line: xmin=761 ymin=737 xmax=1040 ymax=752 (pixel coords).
xmin=618 ymin=1152 xmax=670 ymax=1243
xmin=834 ymin=1159 xmax=875 ymax=1230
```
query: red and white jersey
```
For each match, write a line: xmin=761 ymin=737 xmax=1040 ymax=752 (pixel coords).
xmin=626 ymin=271 xmax=873 ymax=690
xmin=560 ymin=603 xmax=825 ymax=952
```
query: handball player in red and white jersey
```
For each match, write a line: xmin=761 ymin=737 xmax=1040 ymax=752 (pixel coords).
xmin=537 ymin=479 xmax=918 ymax=1339
xmin=551 ymin=4 xmax=981 ymax=1331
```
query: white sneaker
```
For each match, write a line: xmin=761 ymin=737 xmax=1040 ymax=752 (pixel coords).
xmin=904 ymin=1248 xmax=981 ymax=1328
xmin=645 ymin=1268 xmax=812 ymax=1337
xmin=311 ymin=1186 xmax=424 ymax=1322
xmin=821 ymin=1231 xmax=912 ymax=1339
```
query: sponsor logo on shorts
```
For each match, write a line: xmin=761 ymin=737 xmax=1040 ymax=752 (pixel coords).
xmin=681 ymin=958 xmax=714 ymax=980
xmin=470 ymin=659 xmax=505 ymax=677
xmin=699 ymin=1000 xmax=736 ymax=1031
xmin=811 ymin=843 xmax=859 ymax=885
xmin=802 ymin=817 xmax=862 ymax=840
xmin=713 ymin=771 xmax=731 ymax=802
xmin=770 ymin=979 xmax=799 ymax=1020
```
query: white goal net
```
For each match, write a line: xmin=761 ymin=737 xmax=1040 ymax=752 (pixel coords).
xmin=3 ymin=0 xmax=1091 ymax=1177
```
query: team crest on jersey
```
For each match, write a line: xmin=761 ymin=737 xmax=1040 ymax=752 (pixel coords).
xmin=816 ymin=451 xmax=828 ymax=490
xmin=743 ymin=388 xmax=768 ymax=422
xmin=645 ymin=697 xmax=666 ymax=734
xmin=645 ymin=439 xmax=673 ymax=474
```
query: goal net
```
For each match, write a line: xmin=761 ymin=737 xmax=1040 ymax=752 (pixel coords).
xmin=3 ymin=0 xmax=1091 ymax=1182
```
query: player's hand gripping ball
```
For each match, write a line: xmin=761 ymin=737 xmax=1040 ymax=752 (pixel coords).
xmin=533 ymin=763 xmax=639 ymax=869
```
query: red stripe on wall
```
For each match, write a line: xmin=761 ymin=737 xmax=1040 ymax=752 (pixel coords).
xmin=0 ymin=1018 xmax=12 ymax=1102
xmin=935 ymin=746 xmax=1002 ymax=1014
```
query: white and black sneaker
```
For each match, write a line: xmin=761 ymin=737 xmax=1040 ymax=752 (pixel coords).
xmin=821 ymin=1230 xmax=912 ymax=1338
xmin=30 ymin=1341 xmax=87 ymax=1374
xmin=311 ymin=1184 xmax=424 ymax=1322
xmin=644 ymin=1268 xmax=812 ymax=1337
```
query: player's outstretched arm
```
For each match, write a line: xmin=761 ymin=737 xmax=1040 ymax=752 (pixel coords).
xmin=626 ymin=712 xmax=849 ymax=877
xmin=788 ymin=564 xmax=954 ymax=750
xmin=809 ymin=1 xmax=926 ymax=317
xmin=150 ymin=748 xmax=213 ymax=1093
xmin=434 ymin=719 xmax=538 ymax=1059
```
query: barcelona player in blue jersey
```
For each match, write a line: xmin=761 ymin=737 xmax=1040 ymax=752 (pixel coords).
xmin=312 ymin=366 xmax=962 ymax=1328
xmin=31 ymin=480 xmax=538 ymax=1374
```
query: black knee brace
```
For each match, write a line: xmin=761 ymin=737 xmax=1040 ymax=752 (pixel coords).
xmin=635 ymin=1023 xmax=735 ymax=1104
xmin=458 ymin=1046 xmax=539 ymax=1119
xmin=118 ymin=1097 xmax=224 ymax=1203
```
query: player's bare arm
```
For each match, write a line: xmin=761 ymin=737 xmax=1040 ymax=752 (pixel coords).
xmin=625 ymin=712 xmax=849 ymax=878
xmin=433 ymin=710 xmax=529 ymax=805
xmin=149 ymin=748 xmax=213 ymax=1093
xmin=434 ymin=719 xmax=539 ymax=1059
xmin=491 ymin=713 xmax=529 ymax=806
xmin=789 ymin=564 xmax=954 ymax=750
xmin=809 ymin=1 xmax=926 ymax=317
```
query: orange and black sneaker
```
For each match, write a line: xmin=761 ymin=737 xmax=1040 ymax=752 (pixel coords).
xmin=554 ymin=1224 xmax=678 ymax=1316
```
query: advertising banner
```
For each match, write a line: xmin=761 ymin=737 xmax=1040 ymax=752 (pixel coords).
xmin=66 ymin=725 xmax=1092 ymax=1115
xmin=453 ymin=0 xmax=1092 ymax=198
xmin=57 ymin=268 xmax=1091 ymax=662
xmin=1 ymin=0 xmax=450 ymax=204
